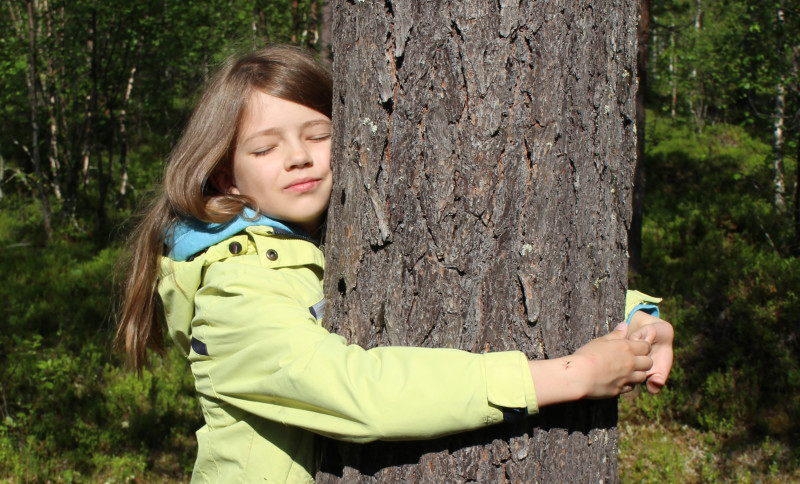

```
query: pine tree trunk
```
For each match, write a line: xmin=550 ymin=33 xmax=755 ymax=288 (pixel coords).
xmin=320 ymin=1 xmax=637 ymax=482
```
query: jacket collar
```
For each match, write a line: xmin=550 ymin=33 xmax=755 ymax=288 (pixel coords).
xmin=166 ymin=208 xmax=310 ymax=261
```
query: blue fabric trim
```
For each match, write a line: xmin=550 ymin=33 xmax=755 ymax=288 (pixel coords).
xmin=626 ymin=304 xmax=660 ymax=324
xmin=167 ymin=208 xmax=300 ymax=261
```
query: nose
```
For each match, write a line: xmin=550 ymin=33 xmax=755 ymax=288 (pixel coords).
xmin=285 ymin=139 xmax=313 ymax=170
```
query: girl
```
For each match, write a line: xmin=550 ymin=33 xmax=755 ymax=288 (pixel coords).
xmin=117 ymin=45 xmax=673 ymax=483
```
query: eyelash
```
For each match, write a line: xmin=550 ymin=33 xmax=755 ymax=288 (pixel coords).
xmin=252 ymin=148 xmax=274 ymax=157
xmin=251 ymin=134 xmax=330 ymax=157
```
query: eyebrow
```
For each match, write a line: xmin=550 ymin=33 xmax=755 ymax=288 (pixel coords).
xmin=241 ymin=119 xmax=331 ymax=144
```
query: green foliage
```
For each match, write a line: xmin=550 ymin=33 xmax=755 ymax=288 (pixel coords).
xmin=0 ymin=0 xmax=324 ymax=234
xmin=648 ymin=1 xmax=800 ymax=134
xmin=0 ymin=208 xmax=199 ymax=481
xmin=623 ymin=111 xmax=800 ymax=481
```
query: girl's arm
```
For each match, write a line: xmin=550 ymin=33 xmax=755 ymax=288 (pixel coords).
xmin=186 ymin=257 xmax=653 ymax=443
xmin=187 ymin=255 xmax=537 ymax=443
xmin=529 ymin=324 xmax=652 ymax=407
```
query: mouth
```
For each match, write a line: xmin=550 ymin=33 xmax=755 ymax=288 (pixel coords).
xmin=284 ymin=177 xmax=321 ymax=193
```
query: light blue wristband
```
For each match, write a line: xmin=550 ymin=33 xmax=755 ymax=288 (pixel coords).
xmin=626 ymin=304 xmax=660 ymax=325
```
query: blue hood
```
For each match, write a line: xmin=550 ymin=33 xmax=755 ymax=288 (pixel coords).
xmin=166 ymin=208 xmax=303 ymax=261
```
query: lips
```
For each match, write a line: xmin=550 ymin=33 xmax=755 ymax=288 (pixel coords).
xmin=284 ymin=177 xmax=321 ymax=193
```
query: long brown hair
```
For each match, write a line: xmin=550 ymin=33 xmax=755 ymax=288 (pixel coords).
xmin=116 ymin=45 xmax=333 ymax=371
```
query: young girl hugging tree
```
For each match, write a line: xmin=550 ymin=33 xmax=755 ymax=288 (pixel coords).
xmin=117 ymin=45 xmax=674 ymax=483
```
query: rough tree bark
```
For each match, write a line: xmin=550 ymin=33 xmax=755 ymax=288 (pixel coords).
xmin=320 ymin=0 xmax=637 ymax=482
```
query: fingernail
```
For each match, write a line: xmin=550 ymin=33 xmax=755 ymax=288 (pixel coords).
xmin=614 ymin=323 xmax=626 ymax=331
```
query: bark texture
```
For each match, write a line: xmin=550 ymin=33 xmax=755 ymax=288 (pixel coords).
xmin=320 ymin=0 xmax=638 ymax=482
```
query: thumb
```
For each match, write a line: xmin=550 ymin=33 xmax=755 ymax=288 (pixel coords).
xmin=630 ymin=324 xmax=657 ymax=344
xmin=646 ymin=373 xmax=666 ymax=393
xmin=609 ymin=323 xmax=628 ymax=338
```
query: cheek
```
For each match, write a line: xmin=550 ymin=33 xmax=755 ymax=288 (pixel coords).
xmin=317 ymin=145 xmax=332 ymax=171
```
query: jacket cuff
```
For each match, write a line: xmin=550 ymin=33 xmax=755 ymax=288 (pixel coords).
xmin=483 ymin=351 xmax=539 ymax=422
xmin=625 ymin=290 xmax=662 ymax=323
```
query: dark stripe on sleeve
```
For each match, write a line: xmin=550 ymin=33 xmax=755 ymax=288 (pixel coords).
xmin=191 ymin=337 xmax=209 ymax=356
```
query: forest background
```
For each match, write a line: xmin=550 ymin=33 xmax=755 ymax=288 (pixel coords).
xmin=0 ymin=0 xmax=798 ymax=482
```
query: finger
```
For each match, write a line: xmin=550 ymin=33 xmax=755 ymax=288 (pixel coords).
xmin=607 ymin=323 xmax=628 ymax=339
xmin=629 ymin=325 xmax=656 ymax=345
xmin=629 ymin=339 xmax=652 ymax=356
xmin=645 ymin=373 xmax=667 ymax=393
xmin=631 ymin=369 xmax=650 ymax=385
xmin=634 ymin=355 xmax=653 ymax=372
xmin=646 ymin=379 xmax=662 ymax=394
xmin=620 ymin=384 xmax=634 ymax=394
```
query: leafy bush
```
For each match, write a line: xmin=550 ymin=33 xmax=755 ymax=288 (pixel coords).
xmin=623 ymin=113 xmax=800 ymax=481
xmin=0 ymin=204 xmax=199 ymax=482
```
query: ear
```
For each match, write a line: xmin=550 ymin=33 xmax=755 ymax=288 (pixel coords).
xmin=210 ymin=165 xmax=240 ymax=195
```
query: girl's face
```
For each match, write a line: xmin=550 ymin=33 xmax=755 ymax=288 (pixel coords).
xmin=228 ymin=91 xmax=332 ymax=234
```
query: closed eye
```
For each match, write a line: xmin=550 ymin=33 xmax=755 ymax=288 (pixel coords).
xmin=252 ymin=147 xmax=275 ymax=157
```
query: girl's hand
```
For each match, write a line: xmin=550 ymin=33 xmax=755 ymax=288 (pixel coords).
xmin=628 ymin=313 xmax=674 ymax=394
xmin=529 ymin=324 xmax=653 ymax=407
xmin=572 ymin=323 xmax=654 ymax=398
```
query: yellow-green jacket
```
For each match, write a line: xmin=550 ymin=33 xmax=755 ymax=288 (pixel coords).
xmin=160 ymin=224 xmax=540 ymax=483
xmin=159 ymin=216 xmax=660 ymax=483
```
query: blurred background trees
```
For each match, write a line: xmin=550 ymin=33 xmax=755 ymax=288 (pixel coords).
xmin=0 ymin=0 xmax=798 ymax=481
xmin=1 ymin=0 xmax=326 ymax=239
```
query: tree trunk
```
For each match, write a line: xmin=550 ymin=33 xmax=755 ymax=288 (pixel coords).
xmin=307 ymin=0 xmax=320 ymax=52
xmin=320 ymin=0 xmax=332 ymax=64
xmin=291 ymin=0 xmax=300 ymax=44
xmin=773 ymin=79 xmax=787 ymax=211
xmin=794 ymin=111 xmax=800 ymax=257
xmin=669 ymin=27 xmax=677 ymax=119
xmin=25 ymin=0 xmax=53 ymax=240
xmin=773 ymin=4 xmax=787 ymax=212
xmin=117 ymin=63 xmax=137 ymax=205
xmin=630 ymin=0 xmax=651 ymax=276
xmin=320 ymin=0 xmax=637 ymax=482
xmin=42 ymin=0 xmax=62 ymax=201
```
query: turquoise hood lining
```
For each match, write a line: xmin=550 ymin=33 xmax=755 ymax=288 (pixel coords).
xmin=166 ymin=208 xmax=300 ymax=261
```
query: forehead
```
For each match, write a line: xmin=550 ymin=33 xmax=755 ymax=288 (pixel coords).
xmin=240 ymin=90 xmax=278 ymax=126
xmin=238 ymin=90 xmax=329 ymax=136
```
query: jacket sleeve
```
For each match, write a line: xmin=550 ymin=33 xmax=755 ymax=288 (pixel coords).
xmin=188 ymin=257 xmax=538 ymax=443
xmin=624 ymin=289 xmax=662 ymax=324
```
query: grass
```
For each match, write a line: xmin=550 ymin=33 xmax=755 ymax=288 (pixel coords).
xmin=620 ymin=391 xmax=800 ymax=483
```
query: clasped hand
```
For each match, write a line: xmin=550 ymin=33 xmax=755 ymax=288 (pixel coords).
xmin=528 ymin=316 xmax=674 ymax=407
xmin=627 ymin=312 xmax=675 ymax=394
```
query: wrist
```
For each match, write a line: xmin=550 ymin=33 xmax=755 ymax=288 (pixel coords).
xmin=528 ymin=355 xmax=591 ymax=407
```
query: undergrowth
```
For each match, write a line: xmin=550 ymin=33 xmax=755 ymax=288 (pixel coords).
xmin=0 ymin=203 xmax=199 ymax=482
xmin=621 ymin=115 xmax=800 ymax=482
